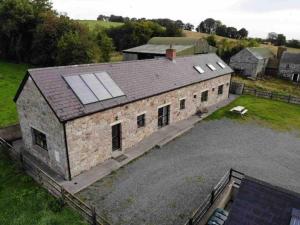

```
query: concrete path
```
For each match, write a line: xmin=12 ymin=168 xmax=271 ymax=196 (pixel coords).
xmin=61 ymin=95 xmax=238 ymax=194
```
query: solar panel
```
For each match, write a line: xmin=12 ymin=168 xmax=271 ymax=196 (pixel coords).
xmin=64 ymin=75 xmax=98 ymax=104
xmin=194 ymin=66 xmax=205 ymax=74
xmin=80 ymin=74 xmax=112 ymax=101
xmin=217 ymin=62 xmax=226 ymax=69
xmin=95 ymin=72 xmax=125 ymax=97
xmin=207 ymin=64 xmax=217 ymax=71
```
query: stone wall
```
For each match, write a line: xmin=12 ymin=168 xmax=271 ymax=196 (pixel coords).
xmin=16 ymin=77 xmax=69 ymax=179
xmin=0 ymin=124 xmax=21 ymax=141
xmin=66 ymin=74 xmax=231 ymax=177
xmin=279 ymin=62 xmax=300 ymax=82
xmin=230 ymin=49 xmax=260 ymax=78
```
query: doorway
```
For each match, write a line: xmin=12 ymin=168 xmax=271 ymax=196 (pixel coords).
xmin=158 ymin=105 xmax=170 ymax=128
xmin=292 ymin=74 xmax=299 ymax=83
xmin=112 ymin=123 xmax=122 ymax=151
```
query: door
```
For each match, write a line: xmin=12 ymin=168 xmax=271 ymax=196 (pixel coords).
xmin=158 ymin=105 xmax=170 ymax=128
xmin=292 ymin=74 xmax=299 ymax=82
xmin=112 ymin=123 xmax=122 ymax=151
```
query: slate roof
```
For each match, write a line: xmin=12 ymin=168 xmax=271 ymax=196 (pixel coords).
xmin=281 ymin=52 xmax=300 ymax=64
xmin=248 ymin=47 xmax=275 ymax=59
xmin=123 ymin=44 xmax=193 ymax=54
xmin=225 ymin=176 xmax=300 ymax=225
xmin=16 ymin=54 xmax=232 ymax=122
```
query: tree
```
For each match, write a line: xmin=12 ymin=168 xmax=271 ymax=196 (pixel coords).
xmin=97 ymin=14 xmax=108 ymax=21
xmin=238 ymin=28 xmax=248 ymax=39
xmin=197 ymin=18 xmax=221 ymax=34
xmin=286 ymin=39 xmax=300 ymax=48
xmin=226 ymin=27 xmax=238 ymax=39
xmin=267 ymin=32 xmax=278 ymax=44
xmin=216 ymin=25 xmax=227 ymax=37
xmin=96 ymin=31 xmax=114 ymax=62
xmin=56 ymin=31 xmax=98 ymax=65
xmin=184 ymin=23 xmax=194 ymax=31
xmin=165 ymin=22 xmax=183 ymax=36
xmin=276 ymin=34 xmax=286 ymax=46
xmin=206 ymin=35 xmax=217 ymax=47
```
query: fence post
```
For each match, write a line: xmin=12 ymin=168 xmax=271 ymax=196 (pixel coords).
xmin=91 ymin=206 xmax=97 ymax=225
xmin=188 ymin=218 xmax=193 ymax=225
xmin=270 ymin=92 xmax=273 ymax=99
xmin=61 ymin=187 xmax=65 ymax=205
xmin=19 ymin=153 xmax=24 ymax=171
xmin=288 ymin=95 xmax=291 ymax=103
xmin=210 ymin=189 xmax=215 ymax=205
xmin=254 ymin=89 xmax=257 ymax=96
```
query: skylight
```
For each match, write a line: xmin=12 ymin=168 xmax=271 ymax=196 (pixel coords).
xmin=217 ymin=62 xmax=226 ymax=69
xmin=207 ymin=64 xmax=216 ymax=71
xmin=194 ymin=65 xmax=205 ymax=74
xmin=64 ymin=72 xmax=125 ymax=105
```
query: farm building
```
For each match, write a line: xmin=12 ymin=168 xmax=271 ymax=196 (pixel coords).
xmin=279 ymin=52 xmax=300 ymax=83
xmin=229 ymin=47 xmax=279 ymax=78
xmin=123 ymin=37 xmax=216 ymax=61
xmin=14 ymin=49 xmax=232 ymax=180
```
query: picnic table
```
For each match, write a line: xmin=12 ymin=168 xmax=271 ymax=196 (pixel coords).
xmin=230 ymin=106 xmax=248 ymax=116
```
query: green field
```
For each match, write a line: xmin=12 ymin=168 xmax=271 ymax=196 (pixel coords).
xmin=0 ymin=148 xmax=87 ymax=225
xmin=0 ymin=60 xmax=29 ymax=128
xmin=232 ymin=75 xmax=300 ymax=97
xmin=207 ymin=95 xmax=300 ymax=131
xmin=78 ymin=20 xmax=123 ymax=30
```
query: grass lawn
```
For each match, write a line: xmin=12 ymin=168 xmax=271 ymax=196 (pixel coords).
xmin=207 ymin=95 xmax=300 ymax=131
xmin=78 ymin=20 xmax=123 ymax=30
xmin=232 ymin=75 xmax=300 ymax=97
xmin=0 ymin=148 xmax=87 ymax=225
xmin=0 ymin=60 xmax=29 ymax=128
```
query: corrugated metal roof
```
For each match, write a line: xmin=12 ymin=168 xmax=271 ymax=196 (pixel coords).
xmin=24 ymin=54 xmax=232 ymax=122
xmin=248 ymin=47 xmax=275 ymax=59
xmin=281 ymin=52 xmax=300 ymax=64
xmin=123 ymin=44 xmax=193 ymax=54
xmin=148 ymin=37 xmax=203 ymax=45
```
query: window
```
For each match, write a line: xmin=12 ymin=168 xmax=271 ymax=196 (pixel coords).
xmin=201 ymin=91 xmax=208 ymax=102
xmin=194 ymin=66 xmax=205 ymax=74
xmin=217 ymin=62 xmax=226 ymax=69
xmin=218 ymin=85 xmax=224 ymax=95
xmin=207 ymin=64 xmax=216 ymax=71
xmin=158 ymin=105 xmax=170 ymax=128
xmin=194 ymin=94 xmax=197 ymax=99
xmin=32 ymin=128 xmax=47 ymax=150
xmin=180 ymin=99 xmax=186 ymax=110
xmin=112 ymin=123 xmax=122 ymax=151
xmin=137 ymin=114 xmax=146 ymax=128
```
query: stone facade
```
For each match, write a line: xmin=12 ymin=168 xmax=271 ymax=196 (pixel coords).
xmin=16 ymin=78 xmax=69 ymax=179
xmin=65 ymin=74 xmax=231 ymax=177
xmin=230 ymin=49 xmax=268 ymax=78
xmin=279 ymin=62 xmax=300 ymax=82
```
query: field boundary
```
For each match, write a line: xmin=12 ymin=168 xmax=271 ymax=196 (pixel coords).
xmin=231 ymin=81 xmax=300 ymax=105
xmin=0 ymin=137 xmax=111 ymax=225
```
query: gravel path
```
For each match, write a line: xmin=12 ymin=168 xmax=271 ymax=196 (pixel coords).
xmin=78 ymin=119 xmax=300 ymax=225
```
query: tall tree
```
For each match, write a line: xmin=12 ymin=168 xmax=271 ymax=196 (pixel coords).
xmin=276 ymin=34 xmax=286 ymax=46
xmin=238 ymin=28 xmax=248 ymax=39
xmin=96 ymin=31 xmax=114 ymax=62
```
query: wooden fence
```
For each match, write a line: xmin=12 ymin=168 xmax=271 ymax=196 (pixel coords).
xmin=185 ymin=169 xmax=245 ymax=225
xmin=0 ymin=137 xmax=111 ymax=225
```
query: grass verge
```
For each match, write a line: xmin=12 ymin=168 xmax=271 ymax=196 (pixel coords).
xmin=206 ymin=95 xmax=300 ymax=131
xmin=0 ymin=60 xmax=29 ymax=128
xmin=0 ymin=147 xmax=87 ymax=225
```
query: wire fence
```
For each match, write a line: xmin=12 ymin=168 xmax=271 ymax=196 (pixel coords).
xmin=0 ymin=137 xmax=111 ymax=225
xmin=184 ymin=169 xmax=244 ymax=225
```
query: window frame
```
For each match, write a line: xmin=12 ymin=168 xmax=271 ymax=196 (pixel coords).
xmin=137 ymin=114 xmax=146 ymax=128
xmin=218 ymin=85 xmax=224 ymax=95
xmin=179 ymin=98 xmax=186 ymax=110
xmin=201 ymin=90 xmax=209 ymax=102
xmin=32 ymin=128 xmax=48 ymax=151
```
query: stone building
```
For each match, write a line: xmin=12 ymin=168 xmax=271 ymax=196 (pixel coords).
xmin=123 ymin=37 xmax=217 ymax=61
xmin=279 ymin=52 xmax=300 ymax=83
xmin=14 ymin=50 xmax=232 ymax=180
xmin=229 ymin=47 xmax=276 ymax=79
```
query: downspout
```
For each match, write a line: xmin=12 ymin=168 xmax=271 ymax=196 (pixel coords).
xmin=63 ymin=122 xmax=72 ymax=181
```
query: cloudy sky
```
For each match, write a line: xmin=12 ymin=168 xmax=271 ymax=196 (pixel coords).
xmin=52 ymin=0 xmax=300 ymax=39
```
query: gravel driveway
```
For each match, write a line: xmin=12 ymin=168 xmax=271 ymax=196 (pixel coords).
xmin=78 ymin=119 xmax=300 ymax=225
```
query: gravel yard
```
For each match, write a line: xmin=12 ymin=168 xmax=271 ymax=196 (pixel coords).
xmin=78 ymin=119 xmax=300 ymax=225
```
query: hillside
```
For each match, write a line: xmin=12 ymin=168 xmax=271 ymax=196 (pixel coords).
xmin=78 ymin=20 xmax=123 ymax=30
xmin=184 ymin=30 xmax=300 ymax=54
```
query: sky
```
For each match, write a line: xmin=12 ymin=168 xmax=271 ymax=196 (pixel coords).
xmin=51 ymin=0 xmax=300 ymax=40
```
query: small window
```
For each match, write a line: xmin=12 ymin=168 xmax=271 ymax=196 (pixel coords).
xmin=194 ymin=94 xmax=197 ymax=99
xmin=207 ymin=64 xmax=216 ymax=71
xmin=218 ymin=85 xmax=224 ymax=95
xmin=217 ymin=62 xmax=226 ymax=69
xmin=32 ymin=128 xmax=47 ymax=150
xmin=137 ymin=114 xmax=146 ymax=128
xmin=194 ymin=66 xmax=205 ymax=74
xmin=201 ymin=91 xmax=208 ymax=102
xmin=180 ymin=99 xmax=186 ymax=110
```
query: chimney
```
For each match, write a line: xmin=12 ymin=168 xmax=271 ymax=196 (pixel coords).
xmin=166 ymin=44 xmax=176 ymax=61
xmin=277 ymin=46 xmax=287 ymax=60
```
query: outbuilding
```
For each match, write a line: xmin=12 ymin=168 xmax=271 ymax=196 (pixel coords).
xmin=14 ymin=49 xmax=232 ymax=180
xmin=279 ymin=52 xmax=300 ymax=83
